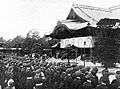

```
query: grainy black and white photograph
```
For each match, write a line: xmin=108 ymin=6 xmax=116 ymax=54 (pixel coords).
xmin=1 ymin=0 xmax=120 ymax=89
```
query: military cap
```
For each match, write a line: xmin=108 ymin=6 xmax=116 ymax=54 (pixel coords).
xmin=71 ymin=64 xmax=77 ymax=68
xmin=85 ymin=73 xmax=93 ymax=79
xmin=91 ymin=69 xmax=97 ymax=75
xmin=79 ymin=65 xmax=84 ymax=69
xmin=115 ymin=71 xmax=120 ymax=79
xmin=85 ymin=66 xmax=91 ymax=71
xmin=92 ymin=67 xmax=98 ymax=72
xmin=102 ymin=68 xmax=110 ymax=76
xmin=100 ymin=76 xmax=109 ymax=83
xmin=102 ymin=69 xmax=109 ymax=73
xmin=80 ymin=68 xmax=86 ymax=73
xmin=75 ymin=70 xmax=82 ymax=77
xmin=73 ymin=66 xmax=79 ymax=71
xmin=66 ymin=68 xmax=73 ymax=74
xmin=116 ymin=71 xmax=120 ymax=74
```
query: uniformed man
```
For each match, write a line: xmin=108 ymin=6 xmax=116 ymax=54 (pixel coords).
xmin=13 ymin=65 xmax=21 ymax=89
xmin=90 ymin=69 xmax=99 ymax=88
xmin=25 ymin=66 xmax=34 ymax=89
xmin=100 ymin=68 xmax=110 ymax=87
xmin=110 ymin=71 xmax=120 ymax=89
xmin=83 ymin=74 xmax=94 ymax=89
xmin=72 ymin=74 xmax=82 ymax=89
xmin=0 ymin=65 xmax=5 ymax=89
xmin=59 ymin=72 xmax=66 ymax=89
xmin=96 ymin=76 xmax=109 ymax=89
xmin=33 ymin=69 xmax=46 ymax=89
xmin=64 ymin=72 xmax=73 ymax=89
xmin=53 ymin=71 xmax=60 ymax=89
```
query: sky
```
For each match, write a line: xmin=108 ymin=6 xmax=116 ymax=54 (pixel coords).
xmin=0 ymin=0 xmax=120 ymax=40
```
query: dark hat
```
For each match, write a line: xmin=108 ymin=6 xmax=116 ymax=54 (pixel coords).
xmin=73 ymin=66 xmax=80 ymax=71
xmin=115 ymin=71 xmax=120 ymax=79
xmin=86 ymin=73 xmax=93 ymax=79
xmin=85 ymin=66 xmax=91 ymax=71
xmin=72 ymin=64 xmax=77 ymax=68
xmin=102 ymin=69 xmax=110 ymax=76
xmin=66 ymin=68 xmax=73 ymax=74
xmin=79 ymin=65 xmax=84 ymax=69
xmin=100 ymin=76 xmax=109 ymax=83
xmin=91 ymin=69 xmax=97 ymax=75
xmin=102 ymin=69 xmax=109 ymax=73
xmin=93 ymin=67 xmax=98 ymax=72
xmin=75 ymin=71 xmax=82 ymax=77
xmin=80 ymin=68 xmax=86 ymax=73
xmin=116 ymin=71 xmax=120 ymax=74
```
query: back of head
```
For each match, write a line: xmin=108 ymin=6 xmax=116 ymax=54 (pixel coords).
xmin=102 ymin=68 xmax=110 ymax=76
xmin=100 ymin=76 xmax=109 ymax=84
xmin=92 ymin=67 xmax=98 ymax=72
xmin=91 ymin=69 xmax=97 ymax=75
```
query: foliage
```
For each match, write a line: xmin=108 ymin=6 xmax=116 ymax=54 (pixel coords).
xmin=38 ymin=36 xmax=51 ymax=49
xmin=93 ymin=19 xmax=120 ymax=67
xmin=27 ymin=29 xmax=40 ymax=40
xmin=5 ymin=36 xmax=24 ymax=48
xmin=0 ymin=37 xmax=6 ymax=47
xmin=22 ymin=29 xmax=40 ymax=54
xmin=31 ymin=43 xmax=42 ymax=56
xmin=22 ymin=30 xmax=52 ymax=55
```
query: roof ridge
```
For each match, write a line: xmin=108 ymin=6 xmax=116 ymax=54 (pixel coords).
xmin=73 ymin=4 xmax=120 ymax=12
xmin=108 ymin=5 xmax=120 ymax=11
xmin=73 ymin=4 xmax=111 ymax=12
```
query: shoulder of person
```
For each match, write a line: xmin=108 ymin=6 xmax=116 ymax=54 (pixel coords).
xmin=111 ymin=79 xmax=118 ymax=84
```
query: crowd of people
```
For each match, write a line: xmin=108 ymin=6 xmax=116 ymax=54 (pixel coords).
xmin=0 ymin=55 xmax=120 ymax=89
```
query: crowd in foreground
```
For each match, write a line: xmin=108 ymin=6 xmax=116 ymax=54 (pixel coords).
xmin=0 ymin=56 xmax=120 ymax=89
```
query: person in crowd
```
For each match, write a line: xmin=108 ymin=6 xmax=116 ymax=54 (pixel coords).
xmin=4 ymin=79 xmax=14 ymax=89
xmin=0 ymin=66 xmax=6 ymax=89
xmin=25 ymin=65 xmax=35 ymax=89
xmin=79 ymin=68 xmax=87 ymax=84
xmin=100 ymin=68 xmax=110 ymax=87
xmin=53 ymin=70 xmax=61 ymax=89
xmin=13 ymin=65 xmax=21 ymax=89
xmin=90 ymin=67 xmax=99 ymax=88
xmin=2 ymin=53 xmax=120 ymax=89
xmin=82 ymin=73 xmax=94 ymax=89
xmin=72 ymin=73 xmax=82 ymax=89
xmin=96 ymin=76 xmax=109 ymax=89
xmin=59 ymin=72 xmax=66 ymax=89
xmin=110 ymin=71 xmax=120 ymax=89
xmin=64 ymin=71 xmax=73 ymax=89
xmin=33 ymin=69 xmax=46 ymax=89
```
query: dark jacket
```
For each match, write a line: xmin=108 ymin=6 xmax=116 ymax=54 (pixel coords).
xmin=82 ymin=80 xmax=94 ymax=89
xmin=96 ymin=83 xmax=109 ymax=89
xmin=110 ymin=79 xmax=120 ymax=89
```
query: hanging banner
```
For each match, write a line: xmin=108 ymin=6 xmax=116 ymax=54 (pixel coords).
xmin=60 ymin=36 xmax=94 ymax=48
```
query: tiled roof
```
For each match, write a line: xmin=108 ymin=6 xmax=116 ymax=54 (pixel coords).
xmin=67 ymin=4 xmax=120 ymax=25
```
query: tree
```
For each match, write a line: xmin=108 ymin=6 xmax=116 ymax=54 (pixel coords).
xmin=5 ymin=36 xmax=24 ymax=48
xmin=22 ymin=29 xmax=40 ymax=54
xmin=93 ymin=18 xmax=120 ymax=67
xmin=0 ymin=37 xmax=6 ymax=47
xmin=27 ymin=29 xmax=40 ymax=40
